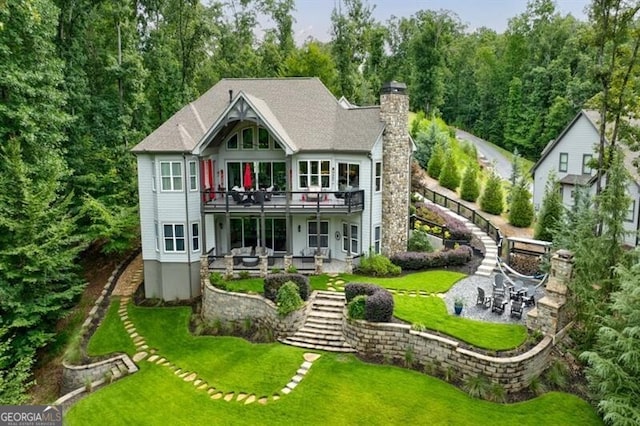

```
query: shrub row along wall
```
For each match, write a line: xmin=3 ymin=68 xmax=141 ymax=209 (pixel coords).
xmin=343 ymin=319 xmax=552 ymax=393
xmin=201 ymin=279 xmax=310 ymax=338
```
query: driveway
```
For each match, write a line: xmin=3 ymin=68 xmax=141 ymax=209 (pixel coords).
xmin=456 ymin=129 xmax=512 ymax=180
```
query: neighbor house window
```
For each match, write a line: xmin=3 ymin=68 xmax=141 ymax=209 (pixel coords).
xmin=299 ymin=160 xmax=330 ymax=188
xmin=151 ymin=161 xmax=156 ymax=191
xmin=226 ymin=133 xmax=238 ymax=150
xmin=582 ymin=154 xmax=593 ymax=175
xmin=189 ymin=161 xmax=197 ymax=191
xmin=191 ymin=222 xmax=200 ymax=252
xmin=242 ymin=128 xmax=254 ymax=149
xmin=160 ymin=161 xmax=183 ymax=191
xmin=342 ymin=223 xmax=359 ymax=254
xmin=559 ymin=153 xmax=568 ymax=172
xmin=375 ymin=162 xmax=382 ymax=192
xmin=626 ymin=200 xmax=635 ymax=223
xmin=258 ymin=127 xmax=270 ymax=149
xmin=374 ymin=225 xmax=381 ymax=253
xmin=163 ymin=224 xmax=185 ymax=252
xmin=308 ymin=221 xmax=329 ymax=248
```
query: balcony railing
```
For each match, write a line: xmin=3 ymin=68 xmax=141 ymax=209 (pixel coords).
xmin=202 ymin=189 xmax=365 ymax=213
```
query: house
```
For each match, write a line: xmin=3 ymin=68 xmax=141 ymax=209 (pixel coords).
xmin=132 ymin=78 xmax=414 ymax=300
xmin=532 ymin=109 xmax=640 ymax=246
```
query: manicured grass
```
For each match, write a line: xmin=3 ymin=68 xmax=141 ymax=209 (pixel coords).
xmin=66 ymin=348 xmax=601 ymax=425
xmin=217 ymin=275 xmax=330 ymax=293
xmin=87 ymin=299 xmax=136 ymax=356
xmin=394 ymin=296 xmax=528 ymax=351
xmin=344 ymin=270 xmax=466 ymax=293
xmin=128 ymin=304 xmax=305 ymax=395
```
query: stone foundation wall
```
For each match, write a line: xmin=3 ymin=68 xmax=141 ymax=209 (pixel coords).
xmin=343 ymin=319 xmax=552 ymax=393
xmin=201 ymin=279 xmax=311 ymax=338
xmin=61 ymin=354 xmax=137 ymax=394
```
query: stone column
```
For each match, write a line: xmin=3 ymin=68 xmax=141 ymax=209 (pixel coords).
xmin=284 ymin=255 xmax=293 ymax=272
xmin=380 ymin=81 xmax=411 ymax=257
xmin=224 ymin=254 xmax=234 ymax=279
xmin=345 ymin=255 xmax=353 ymax=274
xmin=259 ymin=255 xmax=268 ymax=277
xmin=314 ymin=255 xmax=323 ymax=275
xmin=200 ymin=255 xmax=209 ymax=297
xmin=526 ymin=249 xmax=574 ymax=337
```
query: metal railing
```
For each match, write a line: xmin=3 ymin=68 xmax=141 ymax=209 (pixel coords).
xmin=421 ymin=188 xmax=503 ymax=250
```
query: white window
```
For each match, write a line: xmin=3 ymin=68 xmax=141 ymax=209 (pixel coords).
xmin=163 ymin=224 xmax=185 ymax=252
xmin=160 ymin=161 xmax=183 ymax=191
xmin=258 ymin=127 xmax=270 ymax=149
xmin=189 ymin=161 xmax=197 ymax=191
xmin=342 ymin=223 xmax=359 ymax=254
xmin=374 ymin=225 xmax=381 ymax=253
xmin=227 ymin=133 xmax=238 ymax=150
xmin=559 ymin=153 xmax=568 ymax=173
xmin=308 ymin=221 xmax=329 ymax=248
xmin=154 ymin=221 xmax=159 ymax=251
xmin=151 ymin=161 xmax=156 ymax=192
xmin=582 ymin=154 xmax=593 ymax=175
xmin=338 ymin=162 xmax=360 ymax=188
xmin=242 ymin=128 xmax=254 ymax=149
xmin=375 ymin=162 xmax=382 ymax=192
xmin=626 ymin=201 xmax=635 ymax=223
xmin=299 ymin=160 xmax=330 ymax=188
xmin=191 ymin=222 xmax=200 ymax=252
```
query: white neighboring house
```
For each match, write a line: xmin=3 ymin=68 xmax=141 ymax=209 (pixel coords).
xmin=132 ymin=78 xmax=414 ymax=300
xmin=532 ymin=109 xmax=640 ymax=246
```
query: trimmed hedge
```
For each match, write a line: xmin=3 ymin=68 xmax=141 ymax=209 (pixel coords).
xmin=365 ymin=290 xmax=394 ymax=322
xmin=264 ymin=273 xmax=310 ymax=302
xmin=345 ymin=282 xmax=382 ymax=303
xmin=345 ymin=283 xmax=394 ymax=322
xmin=390 ymin=246 xmax=473 ymax=270
xmin=415 ymin=203 xmax=472 ymax=242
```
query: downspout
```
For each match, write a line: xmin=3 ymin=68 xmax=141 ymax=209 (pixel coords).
xmin=636 ymin=195 xmax=640 ymax=247
xmin=183 ymin=154 xmax=193 ymax=299
xmin=369 ymin=152 xmax=374 ymax=254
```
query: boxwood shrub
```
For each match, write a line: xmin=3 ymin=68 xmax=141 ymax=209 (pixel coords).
xmin=345 ymin=282 xmax=382 ymax=303
xmin=347 ymin=295 xmax=366 ymax=319
xmin=345 ymin=283 xmax=394 ymax=322
xmin=365 ymin=290 xmax=394 ymax=322
xmin=390 ymin=245 xmax=473 ymax=270
xmin=264 ymin=273 xmax=310 ymax=302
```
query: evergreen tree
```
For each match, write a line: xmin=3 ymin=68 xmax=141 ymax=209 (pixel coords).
xmin=438 ymin=148 xmax=460 ymax=191
xmin=479 ymin=171 xmax=504 ymax=215
xmin=508 ymin=178 xmax=534 ymax=227
xmin=581 ymin=254 xmax=640 ymax=425
xmin=427 ymin=141 xmax=445 ymax=178
xmin=460 ymin=164 xmax=480 ymax=202
xmin=533 ymin=173 xmax=563 ymax=241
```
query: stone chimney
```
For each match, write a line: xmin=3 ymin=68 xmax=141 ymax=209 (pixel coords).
xmin=380 ymin=81 xmax=411 ymax=257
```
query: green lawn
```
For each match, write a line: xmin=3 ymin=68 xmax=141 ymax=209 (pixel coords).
xmin=394 ymin=296 xmax=528 ymax=351
xmin=217 ymin=274 xmax=330 ymax=294
xmin=88 ymin=299 xmax=136 ymax=356
xmin=344 ymin=270 xmax=466 ymax=293
xmin=67 ymin=303 xmax=601 ymax=425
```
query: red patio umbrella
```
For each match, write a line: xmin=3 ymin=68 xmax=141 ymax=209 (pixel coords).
xmin=243 ymin=163 xmax=253 ymax=190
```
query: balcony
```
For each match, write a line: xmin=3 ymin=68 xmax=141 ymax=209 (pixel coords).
xmin=202 ymin=189 xmax=365 ymax=214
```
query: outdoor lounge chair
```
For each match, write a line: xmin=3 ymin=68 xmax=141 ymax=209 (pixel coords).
xmin=510 ymin=301 xmax=525 ymax=319
xmin=491 ymin=296 xmax=508 ymax=314
xmin=476 ymin=287 xmax=492 ymax=308
xmin=522 ymin=294 xmax=535 ymax=307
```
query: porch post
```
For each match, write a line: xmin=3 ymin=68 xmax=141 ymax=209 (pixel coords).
xmin=225 ymin=212 xmax=231 ymax=254
xmin=286 ymin=155 xmax=292 ymax=254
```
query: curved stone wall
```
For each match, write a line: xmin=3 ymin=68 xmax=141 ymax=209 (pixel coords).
xmin=343 ymin=318 xmax=552 ymax=393
xmin=201 ymin=279 xmax=311 ymax=338
xmin=61 ymin=354 xmax=138 ymax=394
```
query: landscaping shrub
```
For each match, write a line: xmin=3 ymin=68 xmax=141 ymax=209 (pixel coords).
xmin=427 ymin=141 xmax=445 ymax=178
xmin=408 ymin=230 xmax=434 ymax=252
xmin=365 ymin=289 xmax=394 ymax=322
xmin=480 ymin=172 xmax=504 ymax=215
xmin=438 ymin=149 xmax=460 ymax=191
xmin=347 ymin=295 xmax=366 ymax=319
xmin=508 ymin=179 xmax=534 ymax=227
xmin=209 ymin=272 xmax=226 ymax=288
xmin=414 ymin=203 xmax=471 ymax=242
xmin=356 ymin=252 xmax=401 ymax=277
xmin=264 ymin=273 xmax=310 ymax=302
xmin=460 ymin=164 xmax=480 ymax=202
xmin=534 ymin=173 xmax=563 ymax=242
xmin=345 ymin=282 xmax=381 ymax=303
xmin=391 ymin=246 xmax=473 ymax=270
xmin=276 ymin=281 xmax=303 ymax=316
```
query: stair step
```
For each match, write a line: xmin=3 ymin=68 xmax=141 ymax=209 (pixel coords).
xmin=313 ymin=298 xmax=345 ymax=306
xmin=283 ymin=336 xmax=352 ymax=348
xmin=279 ymin=339 xmax=356 ymax=353
xmin=308 ymin=311 xmax=342 ymax=319
xmin=293 ymin=331 xmax=345 ymax=341
xmin=302 ymin=319 xmax=342 ymax=330
xmin=299 ymin=326 xmax=343 ymax=336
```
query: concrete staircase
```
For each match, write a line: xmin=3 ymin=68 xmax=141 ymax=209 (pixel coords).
xmin=279 ymin=291 xmax=355 ymax=352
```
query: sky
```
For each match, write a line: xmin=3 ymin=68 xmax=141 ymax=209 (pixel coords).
xmin=291 ymin=0 xmax=591 ymax=43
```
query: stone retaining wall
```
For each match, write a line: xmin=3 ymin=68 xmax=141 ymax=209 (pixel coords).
xmin=61 ymin=354 xmax=138 ymax=394
xmin=343 ymin=318 xmax=552 ymax=393
xmin=201 ymin=279 xmax=311 ymax=338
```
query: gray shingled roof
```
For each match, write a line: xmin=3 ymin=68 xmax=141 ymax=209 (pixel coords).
xmin=132 ymin=77 xmax=385 ymax=154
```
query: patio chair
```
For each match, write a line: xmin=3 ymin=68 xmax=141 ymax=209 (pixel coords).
xmin=522 ymin=293 xmax=535 ymax=307
xmin=491 ymin=296 xmax=508 ymax=314
xmin=476 ymin=287 xmax=492 ymax=308
xmin=510 ymin=301 xmax=525 ymax=319
xmin=494 ymin=274 xmax=504 ymax=287
xmin=492 ymin=283 xmax=506 ymax=299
